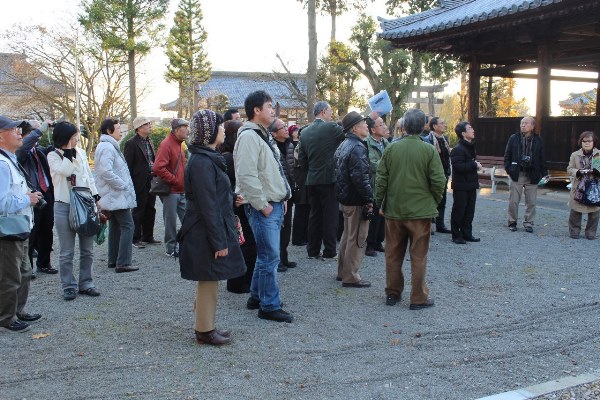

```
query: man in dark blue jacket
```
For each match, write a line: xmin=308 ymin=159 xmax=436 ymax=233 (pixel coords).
xmin=334 ymin=111 xmax=373 ymax=288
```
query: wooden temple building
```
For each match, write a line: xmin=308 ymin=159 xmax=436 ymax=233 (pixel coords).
xmin=379 ymin=0 xmax=600 ymax=170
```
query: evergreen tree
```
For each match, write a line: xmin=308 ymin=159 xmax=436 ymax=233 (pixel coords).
xmin=79 ymin=0 xmax=169 ymax=125
xmin=165 ymin=0 xmax=211 ymax=119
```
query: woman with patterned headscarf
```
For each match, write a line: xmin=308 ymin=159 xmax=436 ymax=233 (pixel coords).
xmin=178 ymin=109 xmax=246 ymax=346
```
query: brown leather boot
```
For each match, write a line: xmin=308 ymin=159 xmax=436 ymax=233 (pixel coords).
xmin=194 ymin=329 xmax=231 ymax=346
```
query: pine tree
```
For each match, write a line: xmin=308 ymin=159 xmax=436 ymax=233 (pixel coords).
xmin=165 ymin=0 xmax=211 ymax=119
xmin=79 ymin=0 xmax=169 ymax=125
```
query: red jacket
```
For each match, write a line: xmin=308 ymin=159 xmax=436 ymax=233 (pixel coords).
xmin=153 ymin=133 xmax=186 ymax=194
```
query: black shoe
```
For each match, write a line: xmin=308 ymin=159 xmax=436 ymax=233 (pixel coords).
xmin=292 ymin=241 xmax=308 ymax=246
xmin=307 ymin=253 xmax=322 ymax=259
xmin=436 ymin=226 xmax=452 ymax=234
xmin=336 ymin=276 xmax=342 ymax=281
xmin=277 ymin=263 xmax=288 ymax=272
xmin=79 ymin=287 xmax=101 ymax=297
xmin=365 ymin=248 xmax=377 ymax=257
xmin=409 ymin=298 xmax=435 ymax=310
xmin=16 ymin=312 xmax=42 ymax=322
xmin=430 ymin=230 xmax=435 ymax=235
xmin=115 ymin=265 xmax=139 ymax=273
xmin=108 ymin=264 xmax=116 ymax=269
xmin=258 ymin=308 xmax=294 ymax=323
xmin=373 ymin=244 xmax=385 ymax=252
xmin=31 ymin=272 xmax=36 ymax=280
xmin=37 ymin=265 xmax=59 ymax=274
xmin=508 ymin=223 xmax=517 ymax=232
xmin=132 ymin=241 xmax=146 ymax=249
xmin=0 ymin=320 xmax=31 ymax=333
xmin=452 ymin=238 xmax=467 ymax=244
xmin=246 ymin=296 xmax=260 ymax=310
xmin=63 ymin=288 xmax=77 ymax=301
xmin=464 ymin=236 xmax=480 ymax=242
xmin=143 ymin=239 xmax=162 ymax=245
xmin=524 ymin=226 xmax=533 ymax=233
xmin=322 ymin=253 xmax=338 ymax=260
xmin=283 ymin=261 xmax=297 ymax=268
xmin=386 ymin=294 xmax=400 ymax=306
xmin=342 ymin=279 xmax=371 ymax=288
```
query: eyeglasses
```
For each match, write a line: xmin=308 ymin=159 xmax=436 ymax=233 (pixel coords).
xmin=277 ymin=126 xmax=286 ymax=131
xmin=375 ymin=123 xmax=386 ymax=128
xmin=582 ymin=139 xmax=594 ymax=143
xmin=0 ymin=127 xmax=22 ymax=134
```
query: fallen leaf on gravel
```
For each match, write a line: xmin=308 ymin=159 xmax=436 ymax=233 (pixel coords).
xmin=32 ymin=333 xmax=50 ymax=339
xmin=390 ymin=339 xmax=400 ymax=346
xmin=78 ymin=352 xmax=84 ymax=357
xmin=392 ymin=330 xmax=402 ymax=334
xmin=299 ymin=384 xmax=305 ymax=389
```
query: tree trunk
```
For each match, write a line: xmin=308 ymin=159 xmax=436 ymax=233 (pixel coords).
xmin=307 ymin=0 xmax=317 ymax=123
xmin=330 ymin=10 xmax=336 ymax=42
xmin=128 ymin=50 xmax=137 ymax=126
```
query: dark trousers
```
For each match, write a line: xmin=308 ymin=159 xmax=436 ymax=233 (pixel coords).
xmin=451 ymin=189 xmax=477 ymax=240
xmin=28 ymin=191 xmax=54 ymax=270
xmin=227 ymin=206 xmax=256 ymax=294
xmin=280 ymin=200 xmax=293 ymax=264
xmin=436 ymin=178 xmax=449 ymax=229
xmin=367 ymin=205 xmax=385 ymax=248
xmin=291 ymin=204 xmax=310 ymax=245
xmin=132 ymin=180 xmax=157 ymax=243
xmin=306 ymin=184 xmax=338 ymax=258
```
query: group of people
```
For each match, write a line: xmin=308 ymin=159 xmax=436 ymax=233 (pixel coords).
xmin=1 ymin=93 xmax=597 ymax=344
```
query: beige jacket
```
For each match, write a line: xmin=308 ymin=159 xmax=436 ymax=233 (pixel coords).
xmin=47 ymin=147 xmax=98 ymax=203
xmin=568 ymin=148 xmax=600 ymax=213
xmin=233 ymin=121 xmax=288 ymax=211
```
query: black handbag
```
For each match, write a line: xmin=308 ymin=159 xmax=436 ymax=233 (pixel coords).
xmin=69 ymin=186 xmax=102 ymax=237
xmin=150 ymin=151 xmax=182 ymax=196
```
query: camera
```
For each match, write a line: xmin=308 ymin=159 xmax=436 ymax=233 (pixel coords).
xmin=362 ymin=204 xmax=374 ymax=221
xmin=521 ymin=155 xmax=531 ymax=168
xmin=32 ymin=191 xmax=47 ymax=210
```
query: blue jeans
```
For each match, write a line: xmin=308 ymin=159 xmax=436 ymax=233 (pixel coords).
xmin=245 ymin=202 xmax=284 ymax=312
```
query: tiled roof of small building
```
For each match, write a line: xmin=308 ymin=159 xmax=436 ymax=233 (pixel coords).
xmin=559 ymin=89 xmax=597 ymax=107
xmin=379 ymin=0 xmax=564 ymax=40
xmin=162 ymin=71 xmax=307 ymax=111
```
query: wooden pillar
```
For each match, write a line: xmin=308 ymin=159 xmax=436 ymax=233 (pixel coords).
xmin=535 ymin=44 xmax=551 ymax=134
xmin=468 ymin=57 xmax=480 ymax=127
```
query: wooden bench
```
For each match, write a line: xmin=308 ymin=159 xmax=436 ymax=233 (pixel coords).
xmin=477 ymin=155 xmax=510 ymax=193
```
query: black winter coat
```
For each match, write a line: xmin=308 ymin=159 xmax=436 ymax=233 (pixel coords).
xmin=503 ymin=133 xmax=547 ymax=183
xmin=450 ymin=139 xmax=480 ymax=191
xmin=179 ymin=146 xmax=246 ymax=282
xmin=123 ymin=134 xmax=156 ymax=193
xmin=334 ymin=133 xmax=373 ymax=206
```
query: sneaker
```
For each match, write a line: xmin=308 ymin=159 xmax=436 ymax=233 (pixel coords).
xmin=508 ymin=223 xmax=517 ymax=232
xmin=258 ymin=308 xmax=294 ymax=323
xmin=16 ymin=312 xmax=42 ymax=322
xmin=0 ymin=320 xmax=31 ymax=333
xmin=63 ymin=288 xmax=77 ymax=301
xmin=37 ymin=265 xmax=59 ymax=274
xmin=165 ymin=250 xmax=179 ymax=257
xmin=132 ymin=241 xmax=146 ymax=249
xmin=307 ymin=253 xmax=323 ymax=259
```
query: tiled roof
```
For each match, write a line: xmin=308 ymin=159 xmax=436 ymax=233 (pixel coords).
xmin=162 ymin=71 xmax=307 ymax=111
xmin=559 ymin=89 xmax=597 ymax=107
xmin=379 ymin=0 xmax=564 ymax=40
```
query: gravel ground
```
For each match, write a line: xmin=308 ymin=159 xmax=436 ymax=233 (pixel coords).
xmin=534 ymin=380 xmax=600 ymax=400
xmin=1 ymin=186 xmax=600 ymax=400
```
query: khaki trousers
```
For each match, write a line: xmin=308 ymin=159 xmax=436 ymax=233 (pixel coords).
xmin=508 ymin=172 xmax=538 ymax=227
xmin=0 ymin=239 xmax=31 ymax=327
xmin=194 ymin=281 xmax=218 ymax=333
xmin=569 ymin=209 xmax=600 ymax=239
xmin=337 ymin=205 xmax=369 ymax=284
xmin=384 ymin=218 xmax=430 ymax=304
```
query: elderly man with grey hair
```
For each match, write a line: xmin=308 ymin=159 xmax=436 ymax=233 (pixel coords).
xmin=375 ymin=109 xmax=446 ymax=309
xmin=297 ymin=101 xmax=345 ymax=259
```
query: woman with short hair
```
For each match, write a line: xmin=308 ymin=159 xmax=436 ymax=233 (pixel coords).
xmin=47 ymin=122 xmax=100 ymax=300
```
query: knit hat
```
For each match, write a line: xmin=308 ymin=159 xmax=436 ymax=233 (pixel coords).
xmin=189 ymin=109 xmax=218 ymax=146
xmin=171 ymin=118 xmax=189 ymax=132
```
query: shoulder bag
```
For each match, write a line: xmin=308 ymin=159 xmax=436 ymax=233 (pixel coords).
xmin=150 ymin=151 xmax=182 ymax=196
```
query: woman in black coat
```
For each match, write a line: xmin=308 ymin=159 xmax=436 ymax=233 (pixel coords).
xmin=450 ymin=122 xmax=482 ymax=244
xmin=178 ymin=110 xmax=246 ymax=346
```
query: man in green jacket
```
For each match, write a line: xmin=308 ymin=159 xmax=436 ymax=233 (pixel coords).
xmin=375 ymin=108 xmax=446 ymax=310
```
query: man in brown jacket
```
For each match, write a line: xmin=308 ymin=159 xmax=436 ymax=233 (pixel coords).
xmin=153 ymin=119 xmax=188 ymax=257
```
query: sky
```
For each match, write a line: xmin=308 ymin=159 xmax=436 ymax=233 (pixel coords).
xmin=0 ymin=0 xmax=597 ymax=118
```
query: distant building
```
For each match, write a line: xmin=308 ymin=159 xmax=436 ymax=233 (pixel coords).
xmin=161 ymin=71 xmax=308 ymax=124
xmin=559 ymin=89 xmax=597 ymax=116
xmin=0 ymin=53 xmax=66 ymax=119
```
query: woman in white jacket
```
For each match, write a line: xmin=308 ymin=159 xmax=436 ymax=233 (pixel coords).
xmin=94 ymin=118 xmax=138 ymax=273
xmin=47 ymin=122 xmax=100 ymax=301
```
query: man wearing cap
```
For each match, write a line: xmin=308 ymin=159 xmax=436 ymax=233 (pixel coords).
xmin=269 ymin=118 xmax=296 ymax=272
xmin=234 ymin=90 xmax=294 ymax=323
xmin=0 ymin=115 xmax=43 ymax=333
xmin=297 ymin=101 xmax=345 ymax=259
xmin=334 ymin=111 xmax=374 ymax=288
xmin=153 ymin=119 xmax=188 ymax=257
xmin=375 ymin=108 xmax=446 ymax=309
xmin=16 ymin=120 xmax=58 ymax=275
xmin=124 ymin=117 xmax=160 ymax=248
